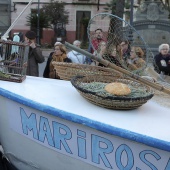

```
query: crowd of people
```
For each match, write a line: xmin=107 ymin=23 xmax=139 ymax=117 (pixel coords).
xmin=87 ymin=28 xmax=146 ymax=72
xmin=26 ymin=29 xmax=170 ymax=79
xmin=41 ymin=28 xmax=150 ymax=79
xmin=2 ymin=29 xmax=169 ymax=79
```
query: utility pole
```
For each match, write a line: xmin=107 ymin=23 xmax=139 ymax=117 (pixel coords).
xmin=130 ymin=0 xmax=134 ymax=26
xmin=128 ymin=0 xmax=134 ymax=43
xmin=37 ymin=0 xmax=40 ymax=44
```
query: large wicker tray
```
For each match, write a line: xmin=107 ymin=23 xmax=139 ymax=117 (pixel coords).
xmin=52 ymin=62 xmax=123 ymax=80
xmin=71 ymin=74 xmax=154 ymax=110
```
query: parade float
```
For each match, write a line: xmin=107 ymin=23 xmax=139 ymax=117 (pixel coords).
xmin=0 ymin=12 xmax=170 ymax=170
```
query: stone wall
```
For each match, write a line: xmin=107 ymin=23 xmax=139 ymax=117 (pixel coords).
xmin=133 ymin=0 xmax=170 ymax=55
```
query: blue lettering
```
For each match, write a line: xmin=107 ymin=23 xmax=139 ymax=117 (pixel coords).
xmin=77 ymin=130 xmax=86 ymax=159
xmin=116 ymin=144 xmax=134 ymax=170
xmin=165 ymin=158 xmax=170 ymax=170
xmin=53 ymin=122 xmax=72 ymax=154
xmin=39 ymin=116 xmax=54 ymax=147
xmin=139 ymin=150 xmax=161 ymax=170
xmin=92 ymin=135 xmax=113 ymax=169
xmin=20 ymin=108 xmax=38 ymax=140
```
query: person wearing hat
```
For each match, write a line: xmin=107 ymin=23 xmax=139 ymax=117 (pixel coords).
xmin=24 ymin=30 xmax=45 ymax=77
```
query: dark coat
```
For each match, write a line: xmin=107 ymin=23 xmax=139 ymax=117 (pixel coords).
xmin=26 ymin=46 xmax=45 ymax=77
xmin=49 ymin=54 xmax=72 ymax=79
xmin=43 ymin=52 xmax=54 ymax=78
xmin=154 ymin=53 xmax=170 ymax=75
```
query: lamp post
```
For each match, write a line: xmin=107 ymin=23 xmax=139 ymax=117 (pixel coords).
xmin=37 ymin=0 xmax=40 ymax=44
xmin=130 ymin=0 xmax=134 ymax=26
xmin=128 ymin=0 xmax=134 ymax=43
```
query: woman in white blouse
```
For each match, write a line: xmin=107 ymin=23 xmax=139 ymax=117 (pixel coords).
xmin=67 ymin=40 xmax=87 ymax=64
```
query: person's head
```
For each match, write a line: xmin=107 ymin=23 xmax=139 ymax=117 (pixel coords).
xmin=120 ymin=40 xmax=129 ymax=52
xmin=110 ymin=45 xmax=117 ymax=57
xmin=116 ymin=44 xmax=121 ymax=51
xmin=95 ymin=28 xmax=103 ymax=40
xmin=158 ymin=44 xmax=169 ymax=55
xmin=25 ymin=31 xmax=36 ymax=43
xmin=135 ymin=47 xmax=144 ymax=58
xmin=73 ymin=40 xmax=81 ymax=48
xmin=130 ymin=46 xmax=144 ymax=59
xmin=54 ymin=44 xmax=67 ymax=56
xmin=116 ymin=44 xmax=123 ymax=59
xmin=54 ymin=42 xmax=62 ymax=47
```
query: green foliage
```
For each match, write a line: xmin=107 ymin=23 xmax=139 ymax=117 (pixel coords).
xmin=42 ymin=1 xmax=69 ymax=26
xmin=104 ymin=0 xmax=131 ymax=15
xmin=103 ymin=0 xmax=117 ymax=14
xmin=160 ymin=0 xmax=170 ymax=18
xmin=124 ymin=0 xmax=131 ymax=17
xmin=80 ymin=17 xmax=90 ymax=26
xmin=26 ymin=10 xmax=51 ymax=29
xmin=125 ymin=0 xmax=130 ymax=9
xmin=103 ymin=0 xmax=125 ymax=19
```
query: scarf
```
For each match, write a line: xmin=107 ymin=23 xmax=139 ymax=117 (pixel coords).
xmin=52 ymin=53 xmax=67 ymax=62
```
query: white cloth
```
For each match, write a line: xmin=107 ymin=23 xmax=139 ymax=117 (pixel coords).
xmin=67 ymin=50 xmax=86 ymax=64
xmin=11 ymin=35 xmax=20 ymax=54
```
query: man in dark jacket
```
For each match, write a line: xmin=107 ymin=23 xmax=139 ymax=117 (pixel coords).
xmin=24 ymin=31 xmax=44 ymax=77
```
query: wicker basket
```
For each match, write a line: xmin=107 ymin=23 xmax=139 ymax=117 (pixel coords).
xmin=52 ymin=62 xmax=123 ymax=81
xmin=71 ymin=74 xmax=154 ymax=110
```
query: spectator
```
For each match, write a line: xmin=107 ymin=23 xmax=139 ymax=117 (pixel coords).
xmin=92 ymin=41 xmax=106 ymax=66
xmin=120 ymin=40 xmax=131 ymax=61
xmin=127 ymin=46 xmax=145 ymax=71
xmin=154 ymin=43 xmax=170 ymax=76
xmin=43 ymin=42 xmax=62 ymax=78
xmin=24 ymin=30 xmax=45 ymax=77
xmin=11 ymin=33 xmax=20 ymax=54
xmin=67 ymin=40 xmax=87 ymax=64
xmin=49 ymin=43 xmax=71 ymax=79
xmin=88 ymin=28 xmax=106 ymax=54
xmin=88 ymin=28 xmax=106 ymax=64
xmin=109 ymin=44 xmax=124 ymax=68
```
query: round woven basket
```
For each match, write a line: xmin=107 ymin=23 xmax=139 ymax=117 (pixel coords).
xmin=71 ymin=74 xmax=154 ymax=110
xmin=52 ymin=62 xmax=123 ymax=81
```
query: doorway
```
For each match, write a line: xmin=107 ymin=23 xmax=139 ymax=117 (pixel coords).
xmin=76 ymin=11 xmax=91 ymax=44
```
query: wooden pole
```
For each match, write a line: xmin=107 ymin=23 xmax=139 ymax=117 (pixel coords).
xmin=2 ymin=0 xmax=34 ymax=39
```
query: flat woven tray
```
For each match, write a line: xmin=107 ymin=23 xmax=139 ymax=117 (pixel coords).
xmin=52 ymin=62 xmax=123 ymax=80
xmin=71 ymin=74 xmax=154 ymax=110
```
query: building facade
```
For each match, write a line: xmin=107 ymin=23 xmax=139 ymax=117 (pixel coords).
xmin=0 ymin=0 xmax=110 ymax=45
xmin=0 ymin=0 xmax=11 ymax=37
